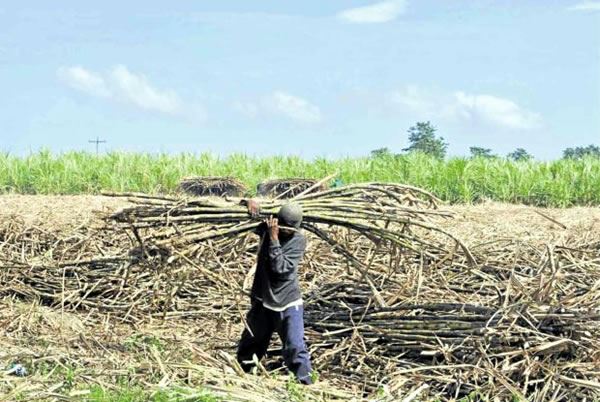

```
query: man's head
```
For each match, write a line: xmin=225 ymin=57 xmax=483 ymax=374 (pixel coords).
xmin=277 ymin=203 xmax=303 ymax=229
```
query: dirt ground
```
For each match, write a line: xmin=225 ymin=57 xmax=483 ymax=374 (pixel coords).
xmin=0 ymin=195 xmax=130 ymax=232
xmin=1 ymin=196 xmax=599 ymax=400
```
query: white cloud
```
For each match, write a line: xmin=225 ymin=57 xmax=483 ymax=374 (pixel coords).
xmin=235 ymin=91 xmax=322 ymax=124
xmin=58 ymin=65 xmax=204 ymax=120
xmin=452 ymin=92 xmax=541 ymax=130
xmin=267 ymin=91 xmax=322 ymax=123
xmin=568 ymin=1 xmax=600 ymax=11
xmin=109 ymin=65 xmax=183 ymax=116
xmin=390 ymin=86 xmax=541 ymax=130
xmin=337 ymin=0 xmax=407 ymax=24
xmin=57 ymin=66 xmax=110 ymax=98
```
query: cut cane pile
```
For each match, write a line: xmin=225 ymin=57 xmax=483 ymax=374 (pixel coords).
xmin=0 ymin=185 xmax=599 ymax=401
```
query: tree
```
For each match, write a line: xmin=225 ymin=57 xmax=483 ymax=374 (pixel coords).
xmin=469 ymin=147 xmax=495 ymax=158
xmin=562 ymin=144 xmax=600 ymax=159
xmin=403 ymin=121 xmax=448 ymax=159
xmin=370 ymin=147 xmax=392 ymax=158
xmin=507 ymin=148 xmax=533 ymax=161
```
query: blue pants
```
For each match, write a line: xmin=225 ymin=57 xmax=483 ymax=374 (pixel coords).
xmin=237 ymin=301 xmax=313 ymax=384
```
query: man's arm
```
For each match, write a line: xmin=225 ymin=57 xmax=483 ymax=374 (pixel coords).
xmin=266 ymin=216 xmax=305 ymax=276
xmin=268 ymin=236 xmax=306 ymax=276
xmin=240 ymin=199 xmax=264 ymax=235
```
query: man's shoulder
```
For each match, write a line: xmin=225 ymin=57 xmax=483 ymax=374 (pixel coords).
xmin=292 ymin=231 xmax=307 ymax=248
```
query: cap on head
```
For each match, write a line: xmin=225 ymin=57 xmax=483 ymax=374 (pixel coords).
xmin=277 ymin=203 xmax=303 ymax=229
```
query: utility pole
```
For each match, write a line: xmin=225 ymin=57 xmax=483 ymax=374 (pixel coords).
xmin=88 ymin=136 xmax=107 ymax=155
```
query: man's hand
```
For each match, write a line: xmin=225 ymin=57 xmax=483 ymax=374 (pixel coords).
xmin=265 ymin=215 xmax=279 ymax=241
xmin=246 ymin=199 xmax=261 ymax=218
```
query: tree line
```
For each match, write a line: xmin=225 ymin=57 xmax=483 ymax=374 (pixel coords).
xmin=371 ymin=121 xmax=600 ymax=160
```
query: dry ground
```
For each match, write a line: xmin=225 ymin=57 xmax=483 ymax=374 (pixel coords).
xmin=1 ymin=196 xmax=599 ymax=401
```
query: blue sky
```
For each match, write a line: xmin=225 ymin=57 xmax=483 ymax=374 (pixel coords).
xmin=0 ymin=0 xmax=598 ymax=159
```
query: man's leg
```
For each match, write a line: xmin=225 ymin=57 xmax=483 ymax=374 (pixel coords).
xmin=237 ymin=302 xmax=274 ymax=372
xmin=276 ymin=305 xmax=313 ymax=384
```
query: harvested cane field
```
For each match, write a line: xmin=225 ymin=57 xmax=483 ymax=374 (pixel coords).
xmin=1 ymin=186 xmax=599 ymax=401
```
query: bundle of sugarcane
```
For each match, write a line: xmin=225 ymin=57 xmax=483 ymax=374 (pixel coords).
xmin=178 ymin=176 xmax=248 ymax=197
xmin=304 ymin=281 xmax=600 ymax=399
xmin=256 ymin=178 xmax=326 ymax=198
xmin=107 ymin=183 xmax=474 ymax=265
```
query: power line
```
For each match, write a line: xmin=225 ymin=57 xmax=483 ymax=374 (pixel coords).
xmin=88 ymin=136 xmax=107 ymax=155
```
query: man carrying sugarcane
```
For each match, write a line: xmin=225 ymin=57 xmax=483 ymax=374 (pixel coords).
xmin=236 ymin=200 xmax=313 ymax=385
